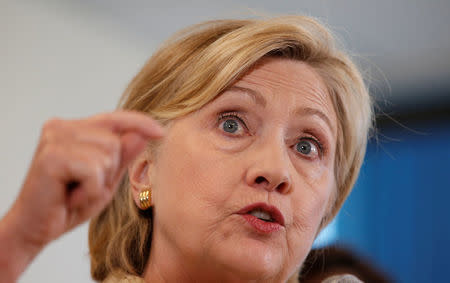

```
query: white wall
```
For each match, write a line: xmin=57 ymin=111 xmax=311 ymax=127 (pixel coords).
xmin=2 ymin=0 xmax=449 ymax=282
xmin=0 ymin=1 xmax=152 ymax=282
xmin=0 ymin=2 xmax=339 ymax=281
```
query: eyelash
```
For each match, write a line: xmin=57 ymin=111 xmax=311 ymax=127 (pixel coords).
xmin=217 ymin=111 xmax=325 ymax=158
xmin=217 ymin=111 xmax=248 ymax=132
xmin=297 ymin=135 xmax=325 ymax=159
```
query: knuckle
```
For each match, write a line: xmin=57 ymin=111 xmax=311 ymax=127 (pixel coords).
xmin=40 ymin=118 xmax=64 ymax=143
xmin=36 ymin=145 xmax=63 ymax=177
xmin=89 ymin=168 xmax=106 ymax=199
xmin=91 ymin=112 xmax=111 ymax=122
xmin=88 ymin=159 xmax=106 ymax=187
xmin=106 ymin=137 xmax=121 ymax=155
xmin=100 ymin=154 xmax=114 ymax=172
xmin=42 ymin=117 xmax=62 ymax=132
xmin=37 ymin=144 xmax=60 ymax=163
xmin=89 ymin=150 xmax=112 ymax=171
xmin=89 ymin=159 xmax=104 ymax=177
xmin=40 ymin=130 xmax=54 ymax=145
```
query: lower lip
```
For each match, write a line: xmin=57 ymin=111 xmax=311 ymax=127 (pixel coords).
xmin=241 ymin=214 xmax=283 ymax=234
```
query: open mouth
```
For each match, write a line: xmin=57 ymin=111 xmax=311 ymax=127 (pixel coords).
xmin=237 ymin=202 xmax=285 ymax=229
xmin=248 ymin=209 xmax=275 ymax=222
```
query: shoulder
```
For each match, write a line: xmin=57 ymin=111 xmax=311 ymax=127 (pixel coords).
xmin=103 ymin=274 xmax=145 ymax=283
xmin=322 ymin=274 xmax=363 ymax=283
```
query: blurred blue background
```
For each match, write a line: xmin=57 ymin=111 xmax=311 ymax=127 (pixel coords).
xmin=314 ymin=93 xmax=450 ymax=282
xmin=334 ymin=101 xmax=450 ymax=282
xmin=1 ymin=1 xmax=449 ymax=282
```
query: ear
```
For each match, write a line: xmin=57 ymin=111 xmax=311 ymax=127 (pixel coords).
xmin=128 ymin=151 xmax=152 ymax=208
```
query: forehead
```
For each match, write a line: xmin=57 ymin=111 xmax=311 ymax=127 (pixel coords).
xmin=228 ymin=57 xmax=337 ymax=133
xmin=237 ymin=58 xmax=329 ymax=105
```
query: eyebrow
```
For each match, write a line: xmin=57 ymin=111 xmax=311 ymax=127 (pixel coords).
xmin=227 ymin=85 xmax=334 ymax=133
xmin=294 ymin=107 xmax=334 ymax=134
xmin=227 ymin=86 xmax=267 ymax=107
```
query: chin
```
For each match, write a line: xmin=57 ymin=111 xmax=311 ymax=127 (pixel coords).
xmin=213 ymin=236 xmax=287 ymax=280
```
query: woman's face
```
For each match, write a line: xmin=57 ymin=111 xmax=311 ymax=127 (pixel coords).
xmin=147 ymin=57 xmax=337 ymax=281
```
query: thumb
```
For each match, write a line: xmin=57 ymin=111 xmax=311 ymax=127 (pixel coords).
xmin=112 ymin=132 xmax=149 ymax=190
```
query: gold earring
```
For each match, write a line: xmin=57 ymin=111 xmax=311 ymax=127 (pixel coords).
xmin=139 ymin=189 xmax=152 ymax=210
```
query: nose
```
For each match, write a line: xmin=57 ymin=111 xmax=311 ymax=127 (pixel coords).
xmin=245 ymin=137 xmax=292 ymax=194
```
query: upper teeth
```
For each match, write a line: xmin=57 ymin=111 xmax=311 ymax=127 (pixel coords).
xmin=249 ymin=209 xmax=272 ymax=221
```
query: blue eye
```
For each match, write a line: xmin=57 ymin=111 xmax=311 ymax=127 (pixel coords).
xmin=222 ymin=119 xmax=239 ymax=133
xmin=295 ymin=139 xmax=319 ymax=157
xmin=218 ymin=112 xmax=247 ymax=135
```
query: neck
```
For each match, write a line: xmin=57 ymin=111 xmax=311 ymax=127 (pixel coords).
xmin=143 ymin=260 xmax=284 ymax=283
xmin=142 ymin=229 xmax=286 ymax=283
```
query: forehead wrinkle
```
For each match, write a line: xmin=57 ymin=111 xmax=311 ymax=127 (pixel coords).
xmin=226 ymin=85 xmax=267 ymax=108
xmin=239 ymin=62 xmax=330 ymax=106
xmin=226 ymin=59 xmax=336 ymax=136
xmin=239 ymin=65 xmax=334 ymax=125
xmin=290 ymin=82 xmax=335 ymax=128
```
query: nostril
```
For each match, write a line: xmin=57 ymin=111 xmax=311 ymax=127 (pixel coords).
xmin=276 ymin=182 xmax=289 ymax=194
xmin=255 ymin=176 xmax=267 ymax=184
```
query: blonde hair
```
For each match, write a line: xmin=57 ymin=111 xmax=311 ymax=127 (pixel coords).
xmin=89 ymin=16 xmax=373 ymax=281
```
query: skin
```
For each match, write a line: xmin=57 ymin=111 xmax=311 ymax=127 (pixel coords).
xmin=130 ymin=58 xmax=338 ymax=282
xmin=0 ymin=57 xmax=338 ymax=283
xmin=0 ymin=111 xmax=165 ymax=282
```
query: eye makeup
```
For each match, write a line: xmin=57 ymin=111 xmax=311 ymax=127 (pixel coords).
xmin=294 ymin=136 xmax=323 ymax=160
xmin=218 ymin=111 xmax=248 ymax=128
xmin=297 ymin=129 xmax=329 ymax=159
xmin=217 ymin=111 xmax=250 ymax=137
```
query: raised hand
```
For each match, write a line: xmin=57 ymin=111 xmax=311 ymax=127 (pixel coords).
xmin=0 ymin=111 xmax=165 ymax=282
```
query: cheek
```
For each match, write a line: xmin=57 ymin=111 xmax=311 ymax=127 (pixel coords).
xmin=290 ymin=166 xmax=335 ymax=238
xmin=292 ymin=193 xmax=328 ymax=234
xmin=285 ymin=182 xmax=334 ymax=269
xmin=153 ymin=127 xmax=241 ymax=231
xmin=282 ymin=193 xmax=331 ymax=275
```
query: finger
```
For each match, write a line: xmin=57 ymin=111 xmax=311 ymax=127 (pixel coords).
xmin=33 ymin=143 xmax=106 ymax=211
xmin=53 ymin=145 xmax=115 ymax=210
xmin=87 ymin=111 xmax=166 ymax=139
xmin=69 ymin=193 xmax=111 ymax=228
xmin=110 ymin=132 xmax=149 ymax=190
xmin=62 ymin=128 xmax=122 ymax=188
xmin=67 ymin=196 xmax=109 ymax=230
xmin=38 ymin=115 xmax=159 ymax=190
xmin=41 ymin=122 xmax=126 ymax=187
xmin=61 ymin=126 xmax=122 ymax=157
xmin=76 ymin=141 xmax=121 ymax=192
